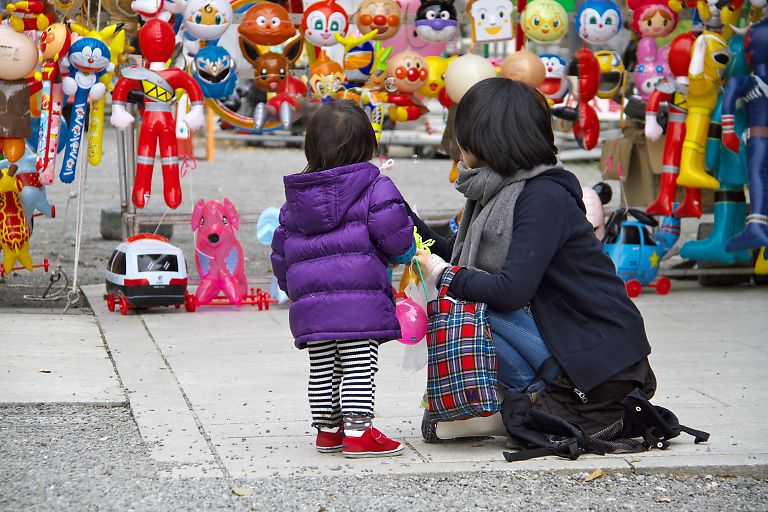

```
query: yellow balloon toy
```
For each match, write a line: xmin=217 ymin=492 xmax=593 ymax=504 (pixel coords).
xmin=0 ymin=165 xmax=33 ymax=274
xmin=521 ymin=0 xmax=568 ymax=44
xmin=676 ymin=31 xmax=730 ymax=192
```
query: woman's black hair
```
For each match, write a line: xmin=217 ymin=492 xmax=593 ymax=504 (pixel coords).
xmin=454 ymin=78 xmax=558 ymax=176
xmin=303 ymin=101 xmax=378 ymax=172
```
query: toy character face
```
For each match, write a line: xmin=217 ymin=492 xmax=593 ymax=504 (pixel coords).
xmin=522 ymin=0 xmax=567 ymax=43
xmin=414 ymin=0 xmax=458 ymax=43
xmin=138 ymin=19 xmax=176 ymax=64
xmin=68 ymin=38 xmax=111 ymax=73
xmin=240 ymin=35 xmax=304 ymax=93
xmin=40 ymin=23 xmax=71 ymax=61
xmin=386 ymin=50 xmax=429 ymax=94
xmin=184 ymin=0 xmax=233 ymax=41
xmin=595 ymin=50 xmax=625 ymax=99
xmin=468 ymin=0 xmax=514 ymax=43
xmin=356 ymin=0 xmax=402 ymax=40
xmin=576 ymin=0 xmax=622 ymax=44
xmin=635 ymin=5 xmax=676 ymax=38
xmin=538 ymin=54 xmax=568 ymax=101
xmin=419 ymin=55 xmax=453 ymax=97
xmin=239 ymin=3 xmax=296 ymax=46
xmin=193 ymin=46 xmax=237 ymax=98
xmin=309 ymin=53 xmax=346 ymax=98
xmin=699 ymin=32 xmax=730 ymax=82
xmin=0 ymin=26 xmax=38 ymax=80
xmin=302 ymin=0 xmax=348 ymax=47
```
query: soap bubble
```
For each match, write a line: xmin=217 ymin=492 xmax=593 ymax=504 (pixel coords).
xmin=384 ymin=77 xmax=398 ymax=93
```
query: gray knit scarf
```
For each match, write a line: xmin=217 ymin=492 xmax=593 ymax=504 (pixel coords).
xmin=451 ymin=161 xmax=562 ymax=273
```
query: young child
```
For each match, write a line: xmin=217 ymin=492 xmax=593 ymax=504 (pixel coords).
xmin=271 ymin=101 xmax=415 ymax=458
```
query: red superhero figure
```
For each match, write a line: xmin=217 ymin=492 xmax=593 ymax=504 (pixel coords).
xmin=111 ymin=19 xmax=204 ymax=209
xmin=563 ymin=48 xmax=601 ymax=151
xmin=644 ymin=32 xmax=700 ymax=217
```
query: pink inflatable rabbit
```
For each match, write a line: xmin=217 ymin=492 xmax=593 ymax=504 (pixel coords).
xmin=191 ymin=198 xmax=248 ymax=306
xmin=634 ymin=38 xmax=672 ymax=101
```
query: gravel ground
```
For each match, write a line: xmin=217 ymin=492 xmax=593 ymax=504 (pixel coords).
xmin=1 ymin=405 xmax=766 ymax=512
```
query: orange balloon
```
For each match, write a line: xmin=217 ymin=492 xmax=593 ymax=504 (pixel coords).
xmin=501 ymin=51 xmax=546 ymax=88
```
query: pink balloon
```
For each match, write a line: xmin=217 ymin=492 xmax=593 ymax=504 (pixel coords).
xmin=385 ymin=0 xmax=448 ymax=57
xmin=396 ymin=297 xmax=428 ymax=345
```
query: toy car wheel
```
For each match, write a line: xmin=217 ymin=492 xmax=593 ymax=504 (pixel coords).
xmin=626 ymin=279 xmax=642 ymax=298
xmin=655 ymin=277 xmax=671 ymax=295
xmin=184 ymin=292 xmax=196 ymax=312
xmin=119 ymin=296 xmax=129 ymax=316
xmin=106 ymin=294 xmax=116 ymax=312
xmin=174 ymin=303 xmax=181 ymax=309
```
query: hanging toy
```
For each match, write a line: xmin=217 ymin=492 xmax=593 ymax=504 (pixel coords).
xmin=0 ymin=25 xmax=38 ymax=166
xmin=35 ymin=22 xmax=71 ymax=184
xmin=595 ymin=50 xmax=625 ymax=100
xmin=239 ymin=35 xmax=306 ymax=130
xmin=2 ymin=148 xmax=54 ymax=226
xmin=302 ymin=0 xmax=349 ymax=51
xmin=308 ymin=50 xmax=347 ymax=100
xmin=644 ymin=32 xmax=699 ymax=217
xmin=467 ymin=0 xmax=514 ymax=43
xmin=538 ymin=54 xmax=569 ymax=104
xmin=343 ymin=39 xmax=377 ymax=85
xmin=364 ymin=41 xmax=393 ymax=90
xmin=110 ymin=19 xmax=205 ymax=209
xmin=356 ymin=0 xmax=403 ymax=40
xmin=501 ymin=51 xmax=546 ymax=87
xmin=554 ymin=48 xmax=601 ymax=150
xmin=419 ymin=55 xmax=456 ymax=108
xmin=238 ymin=1 xmax=295 ymax=47
xmin=521 ymin=0 xmax=568 ymax=43
xmin=384 ymin=50 xmax=430 ymax=122
xmin=193 ymin=45 xmax=238 ymax=99
xmin=575 ymin=0 xmax=622 ymax=44
xmin=0 ymin=165 xmax=33 ymax=274
xmin=721 ymin=18 xmax=768 ymax=252
xmin=5 ymin=0 xmax=56 ymax=33
xmin=131 ymin=0 xmax=184 ymax=22
xmin=633 ymin=38 xmax=672 ymax=101
xmin=414 ymin=0 xmax=458 ymax=42
xmin=676 ymin=31 xmax=731 ymax=193
xmin=182 ymin=0 xmax=234 ymax=56
xmin=191 ymin=198 xmax=247 ymax=306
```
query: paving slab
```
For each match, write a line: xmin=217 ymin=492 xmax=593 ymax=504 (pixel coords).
xmin=87 ymin=280 xmax=768 ymax=477
xmin=0 ymin=312 xmax=125 ymax=405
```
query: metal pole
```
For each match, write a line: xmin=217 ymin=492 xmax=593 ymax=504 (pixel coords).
xmin=125 ymin=102 xmax=138 ymax=237
xmin=116 ymin=124 xmax=129 ymax=240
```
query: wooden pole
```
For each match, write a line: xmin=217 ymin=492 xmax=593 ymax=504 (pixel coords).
xmin=205 ymin=103 xmax=215 ymax=162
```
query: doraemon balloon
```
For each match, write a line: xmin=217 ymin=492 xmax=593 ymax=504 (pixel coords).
xmin=538 ymin=53 xmax=569 ymax=103
xmin=183 ymin=0 xmax=233 ymax=41
xmin=521 ymin=0 xmax=568 ymax=43
xmin=414 ymin=0 xmax=458 ymax=43
xmin=193 ymin=46 xmax=237 ymax=98
xmin=576 ymin=0 xmax=622 ymax=45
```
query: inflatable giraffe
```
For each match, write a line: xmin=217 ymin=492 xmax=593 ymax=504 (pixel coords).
xmin=0 ymin=164 xmax=33 ymax=274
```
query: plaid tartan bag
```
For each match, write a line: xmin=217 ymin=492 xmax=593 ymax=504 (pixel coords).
xmin=426 ymin=267 xmax=500 ymax=421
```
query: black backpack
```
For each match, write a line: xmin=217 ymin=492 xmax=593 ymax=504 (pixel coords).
xmin=501 ymin=388 xmax=710 ymax=462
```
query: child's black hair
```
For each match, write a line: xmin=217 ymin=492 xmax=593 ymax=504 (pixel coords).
xmin=454 ymin=78 xmax=558 ymax=176
xmin=303 ymin=101 xmax=378 ymax=173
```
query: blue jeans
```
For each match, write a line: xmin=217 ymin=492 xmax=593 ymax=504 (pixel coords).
xmin=488 ymin=308 xmax=555 ymax=394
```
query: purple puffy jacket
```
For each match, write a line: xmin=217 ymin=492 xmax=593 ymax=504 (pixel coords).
xmin=271 ymin=162 xmax=415 ymax=348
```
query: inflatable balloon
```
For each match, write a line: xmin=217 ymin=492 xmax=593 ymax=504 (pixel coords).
xmin=257 ymin=207 xmax=281 ymax=245
xmin=562 ymin=48 xmax=601 ymax=150
xmin=356 ymin=0 xmax=402 ymax=40
xmin=538 ymin=53 xmax=569 ymax=103
xmin=444 ymin=53 xmax=496 ymax=103
xmin=184 ymin=0 xmax=233 ymax=40
xmin=634 ymin=39 xmax=671 ymax=100
xmin=384 ymin=50 xmax=430 ymax=121
xmin=192 ymin=198 xmax=248 ymax=306
xmin=309 ymin=51 xmax=347 ymax=100
xmin=575 ymin=0 xmax=622 ymax=44
xmin=0 ymin=165 xmax=32 ymax=274
xmin=466 ymin=0 xmax=514 ymax=43
xmin=111 ymin=19 xmax=205 ymax=209
xmin=628 ymin=0 xmax=677 ymax=39
xmin=414 ymin=0 xmax=458 ymax=42
xmin=1 ymin=148 xmax=54 ymax=226
xmin=595 ymin=50 xmax=625 ymax=99
xmin=238 ymin=2 xmax=295 ymax=46
xmin=501 ymin=51 xmax=546 ymax=87
xmin=396 ymin=297 xmax=428 ymax=344
xmin=0 ymin=25 xmax=38 ymax=166
xmin=420 ymin=55 xmax=455 ymax=108
xmin=302 ymin=0 xmax=349 ymax=48
xmin=521 ymin=0 xmax=568 ymax=43
xmin=193 ymin=46 xmax=238 ymax=99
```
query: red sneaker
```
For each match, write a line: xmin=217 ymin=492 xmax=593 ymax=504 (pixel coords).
xmin=316 ymin=427 xmax=344 ymax=453
xmin=342 ymin=428 xmax=405 ymax=458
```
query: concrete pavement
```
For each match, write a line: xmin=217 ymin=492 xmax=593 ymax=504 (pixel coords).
xmin=69 ymin=281 xmax=768 ymax=478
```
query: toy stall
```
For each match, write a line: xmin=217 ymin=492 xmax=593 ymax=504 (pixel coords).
xmin=0 ymin=0 xmax=766 ymax=316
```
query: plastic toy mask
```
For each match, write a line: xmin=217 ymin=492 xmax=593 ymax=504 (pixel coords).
xmin=302 ymin=0 xmax=349 ymax=47
xmin=239 ymin=2 xmax=295 ymax=46
xmin=538 ymin=53 xmax=569 ymax=102
xmin=193 ymin=46 xmax=237 ymax=98
xmin=628 ymin=0 xmax=677 ymax=39
xmin=183 ymin=0 xmax=233 ymax=41
xmin=700 ymin=32 xmax=731 ymax=83
xmin=414 ymin=0 xmax=458 ymax=42
xmin=356 ymin=0 xmax=402 ymax=40
xmin=575 ymin=0 xmax=622 ymax=44
xmin=467 ymin=0 xmax=514 ymax=43
xmin=595 ymin=50 xmax=625 ymax=99
xmin=419 ymin=55 xmax=454 ymax=97
xmin=309 ymin=52 xmax=346 ymax=99
xmin=521 ymin=0 xmax=568 ymax=43
xmin=386 ymin=50 xmax=429 ymax=94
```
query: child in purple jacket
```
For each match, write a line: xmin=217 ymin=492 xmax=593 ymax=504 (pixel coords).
xmin=271 ymin=102 xmax=415 ymax=458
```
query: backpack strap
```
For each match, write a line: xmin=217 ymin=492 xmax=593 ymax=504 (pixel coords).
xmin=503 ymin=438 xmax=583 ymax=462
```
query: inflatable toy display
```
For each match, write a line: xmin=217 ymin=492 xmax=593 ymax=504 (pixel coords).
xmin=575 ymin=0 xmax=622 ymax=44
xmin=0 ymin=25 xmax=38 ymax=166
xmin=414 ymin=0 xmax=458 ymax=42
xmin=356 ymin=0 xmax=402 ymax=40
xmin=239 ymin=1 xmax=295 ymax=46
xmin=539 ymin=53 xmax=569 ymax=103
xmin=521 ymin=0 xmax=568 ymax=43
xmin=466 ymin=0 xmax=515 ymax=43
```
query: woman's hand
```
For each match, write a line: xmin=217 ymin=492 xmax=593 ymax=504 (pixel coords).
xmin=414 ymin=249 xmax=451 ymax=294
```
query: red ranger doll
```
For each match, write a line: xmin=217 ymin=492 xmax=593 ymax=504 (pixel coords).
xmin=111 ymin=19 xmax=204 ymax=209
xmin=644 ymin=32 xmax=699 ymax=217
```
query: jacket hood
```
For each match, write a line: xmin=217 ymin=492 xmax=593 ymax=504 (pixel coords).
xmin=538 ymin=166 xmax=587 ymax=214
xmin=283 ymin=162 xmax=380 ymax=235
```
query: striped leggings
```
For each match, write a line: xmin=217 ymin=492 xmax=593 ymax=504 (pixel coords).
xmin=306 ymin=339 xmax=379 ymax=429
